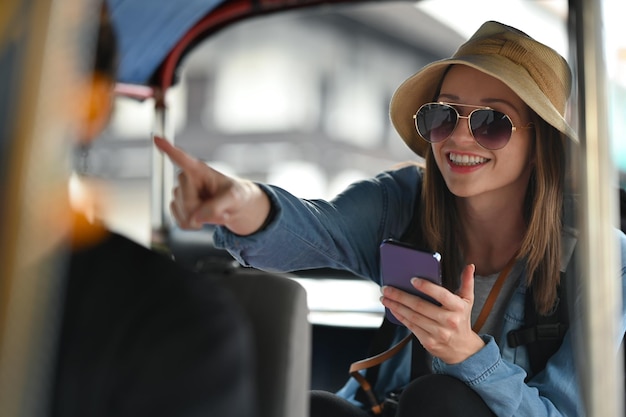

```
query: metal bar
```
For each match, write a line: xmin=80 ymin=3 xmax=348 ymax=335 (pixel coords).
xmin=570 ymin=0 xmax=625 ymax=415
xmin=150 ymin=88 xmax=173 ymax=255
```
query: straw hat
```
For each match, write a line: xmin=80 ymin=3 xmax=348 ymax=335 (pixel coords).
xmin=390 ymin=21 xmax=578 ymax=157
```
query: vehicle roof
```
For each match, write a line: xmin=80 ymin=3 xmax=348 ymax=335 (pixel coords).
xmin=108 ymin=0 xmax=224 ymax=85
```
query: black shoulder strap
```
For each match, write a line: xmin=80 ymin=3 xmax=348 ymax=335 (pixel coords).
xmin=506 ymin=274 xmax=569 ymax=377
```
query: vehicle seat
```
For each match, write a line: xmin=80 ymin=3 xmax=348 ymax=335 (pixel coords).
xmin=169 ymin=228 xmax=311 ymax=417
xmin=214 ymin=268 xmax=311 ymax=417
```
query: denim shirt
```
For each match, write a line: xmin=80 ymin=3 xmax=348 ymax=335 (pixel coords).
xmin=214 ymin=164 xmax=626 ymax=417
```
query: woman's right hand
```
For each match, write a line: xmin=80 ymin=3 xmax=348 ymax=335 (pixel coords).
xmin=381 ymin=264 xmax=484 ymax=364
xmin=154 ymin=137 xmax=271 ymax=236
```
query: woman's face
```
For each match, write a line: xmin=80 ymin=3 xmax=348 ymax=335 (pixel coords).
xmin=431 ymin=65 xmax=535 ymax=203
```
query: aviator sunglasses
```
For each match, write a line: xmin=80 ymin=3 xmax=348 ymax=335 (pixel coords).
xmin=413 ymin=102 xmax=532 ymax=150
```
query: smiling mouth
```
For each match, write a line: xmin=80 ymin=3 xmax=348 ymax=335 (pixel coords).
xmin=448 ymin=152 xmax=490 ymax=166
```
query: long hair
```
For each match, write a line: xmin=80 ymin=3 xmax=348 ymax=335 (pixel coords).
xmin=519 ymin=115 xmax=565 ymax=314
xmin=421 ymin=113 xmax=565 ymax=315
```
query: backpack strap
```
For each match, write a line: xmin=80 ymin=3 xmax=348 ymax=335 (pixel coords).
xmin=506 ymin=273 xmax=569 ymax=377
xmin=507 ymin=224 xmax=577 ymax=377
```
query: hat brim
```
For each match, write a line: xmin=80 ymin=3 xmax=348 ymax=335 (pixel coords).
xmin=390 ymin=56 xmax=578 ymax=157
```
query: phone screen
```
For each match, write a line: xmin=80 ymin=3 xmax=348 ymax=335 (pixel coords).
xmin=379 ymin=239 xmax=442 ymax=325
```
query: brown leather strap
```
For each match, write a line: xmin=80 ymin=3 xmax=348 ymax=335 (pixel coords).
xmin=349 ymin=255 xmax=517 ymax=413
xmin=472 ymin=255 xmax=517 ymax=333
xmin=349 ymin=334 xmax=412 ymax=414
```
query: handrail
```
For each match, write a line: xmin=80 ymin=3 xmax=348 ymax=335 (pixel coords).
xmin=115 ymin=83 xmax=155 ymax=100
xmin=569 ymin=0 xmax=625 ymax=415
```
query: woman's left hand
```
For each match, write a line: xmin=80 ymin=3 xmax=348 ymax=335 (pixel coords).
xmin=381 ymin=263 xmax=485 ymax=364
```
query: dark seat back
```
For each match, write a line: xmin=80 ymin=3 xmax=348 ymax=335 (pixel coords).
xmin=218 ymin=269 xmax=311 ymax=417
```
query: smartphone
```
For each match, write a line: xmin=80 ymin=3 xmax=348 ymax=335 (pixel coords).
xmin=379 ymin=239 xmax=442 ymax=325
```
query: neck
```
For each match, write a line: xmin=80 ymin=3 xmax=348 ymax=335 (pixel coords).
xmin=457 ymin=195 xmax=525 ymax=275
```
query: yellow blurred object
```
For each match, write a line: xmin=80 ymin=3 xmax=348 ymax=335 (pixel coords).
xmin=68 ymin=173 xmax=110 ymax=248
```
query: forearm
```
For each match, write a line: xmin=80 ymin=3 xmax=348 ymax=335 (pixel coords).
xmin=214 ymin=182 xmax=388 ymax=277
xmin=214 ymin=166 xmax=423 ymax=278
xmin=213 ymin=184 xmax=378 ymax=275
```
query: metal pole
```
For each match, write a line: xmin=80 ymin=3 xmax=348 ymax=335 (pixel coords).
xmin=150 ymin=89 xmax=174 ymax=255
xmin=570 ymin=0 xmax=625 ymax=415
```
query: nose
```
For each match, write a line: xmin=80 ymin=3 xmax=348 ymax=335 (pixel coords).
xmin=448 ymin=114 xmax=475 ymax=145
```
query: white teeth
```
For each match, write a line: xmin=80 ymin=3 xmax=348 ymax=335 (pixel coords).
xmin=448 ymin=152 xmax=488 ymax=166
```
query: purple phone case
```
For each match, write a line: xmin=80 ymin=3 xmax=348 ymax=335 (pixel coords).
xmin=380 ymin=239 xmax=442 ymax=325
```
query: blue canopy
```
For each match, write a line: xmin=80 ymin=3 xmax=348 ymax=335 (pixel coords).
xmin=107 ymin=0 xmax=224 ymax=85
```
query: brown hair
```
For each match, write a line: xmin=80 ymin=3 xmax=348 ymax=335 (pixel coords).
xmin=420 ymin=113 xmax=565 ymax=315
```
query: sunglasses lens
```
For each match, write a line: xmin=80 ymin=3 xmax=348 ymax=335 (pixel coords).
xmin=416 ymin=104 xmax=457 ymax=143
xmin=470 ymin=109 xmax=513 ymax=150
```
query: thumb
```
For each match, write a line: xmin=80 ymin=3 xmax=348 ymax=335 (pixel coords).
xmin=457 ymin=264 xmax=476 ymax=303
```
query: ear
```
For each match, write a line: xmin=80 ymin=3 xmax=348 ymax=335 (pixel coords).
xmin=77 ymin=73 xmax=115 ymax=144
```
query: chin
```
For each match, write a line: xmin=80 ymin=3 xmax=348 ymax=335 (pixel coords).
xmin=442 ymin=179 xmax=476 ymax=198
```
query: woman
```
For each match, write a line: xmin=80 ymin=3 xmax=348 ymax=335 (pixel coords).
xmin=155 ymin=21 xmax=626 ymax=416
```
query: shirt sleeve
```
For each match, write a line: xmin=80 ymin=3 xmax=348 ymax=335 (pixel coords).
xmin=212 ymin=164 xmax=422 ymax=283
xmin=432 ymin=334 xmax=581 ymax=416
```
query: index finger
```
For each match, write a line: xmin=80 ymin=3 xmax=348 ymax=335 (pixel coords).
xmin=154 ymin=136 xmax=197 ymax=171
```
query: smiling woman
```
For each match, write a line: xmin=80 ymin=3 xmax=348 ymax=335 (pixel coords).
xmin=152 ymin=16 xmax=625 ymax=417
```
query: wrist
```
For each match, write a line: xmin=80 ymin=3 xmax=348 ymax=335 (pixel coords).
xmin=226 ymin=182 xmax=272 ymax=236
xmin=442 ymin=333 xmax=485 ymax=365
